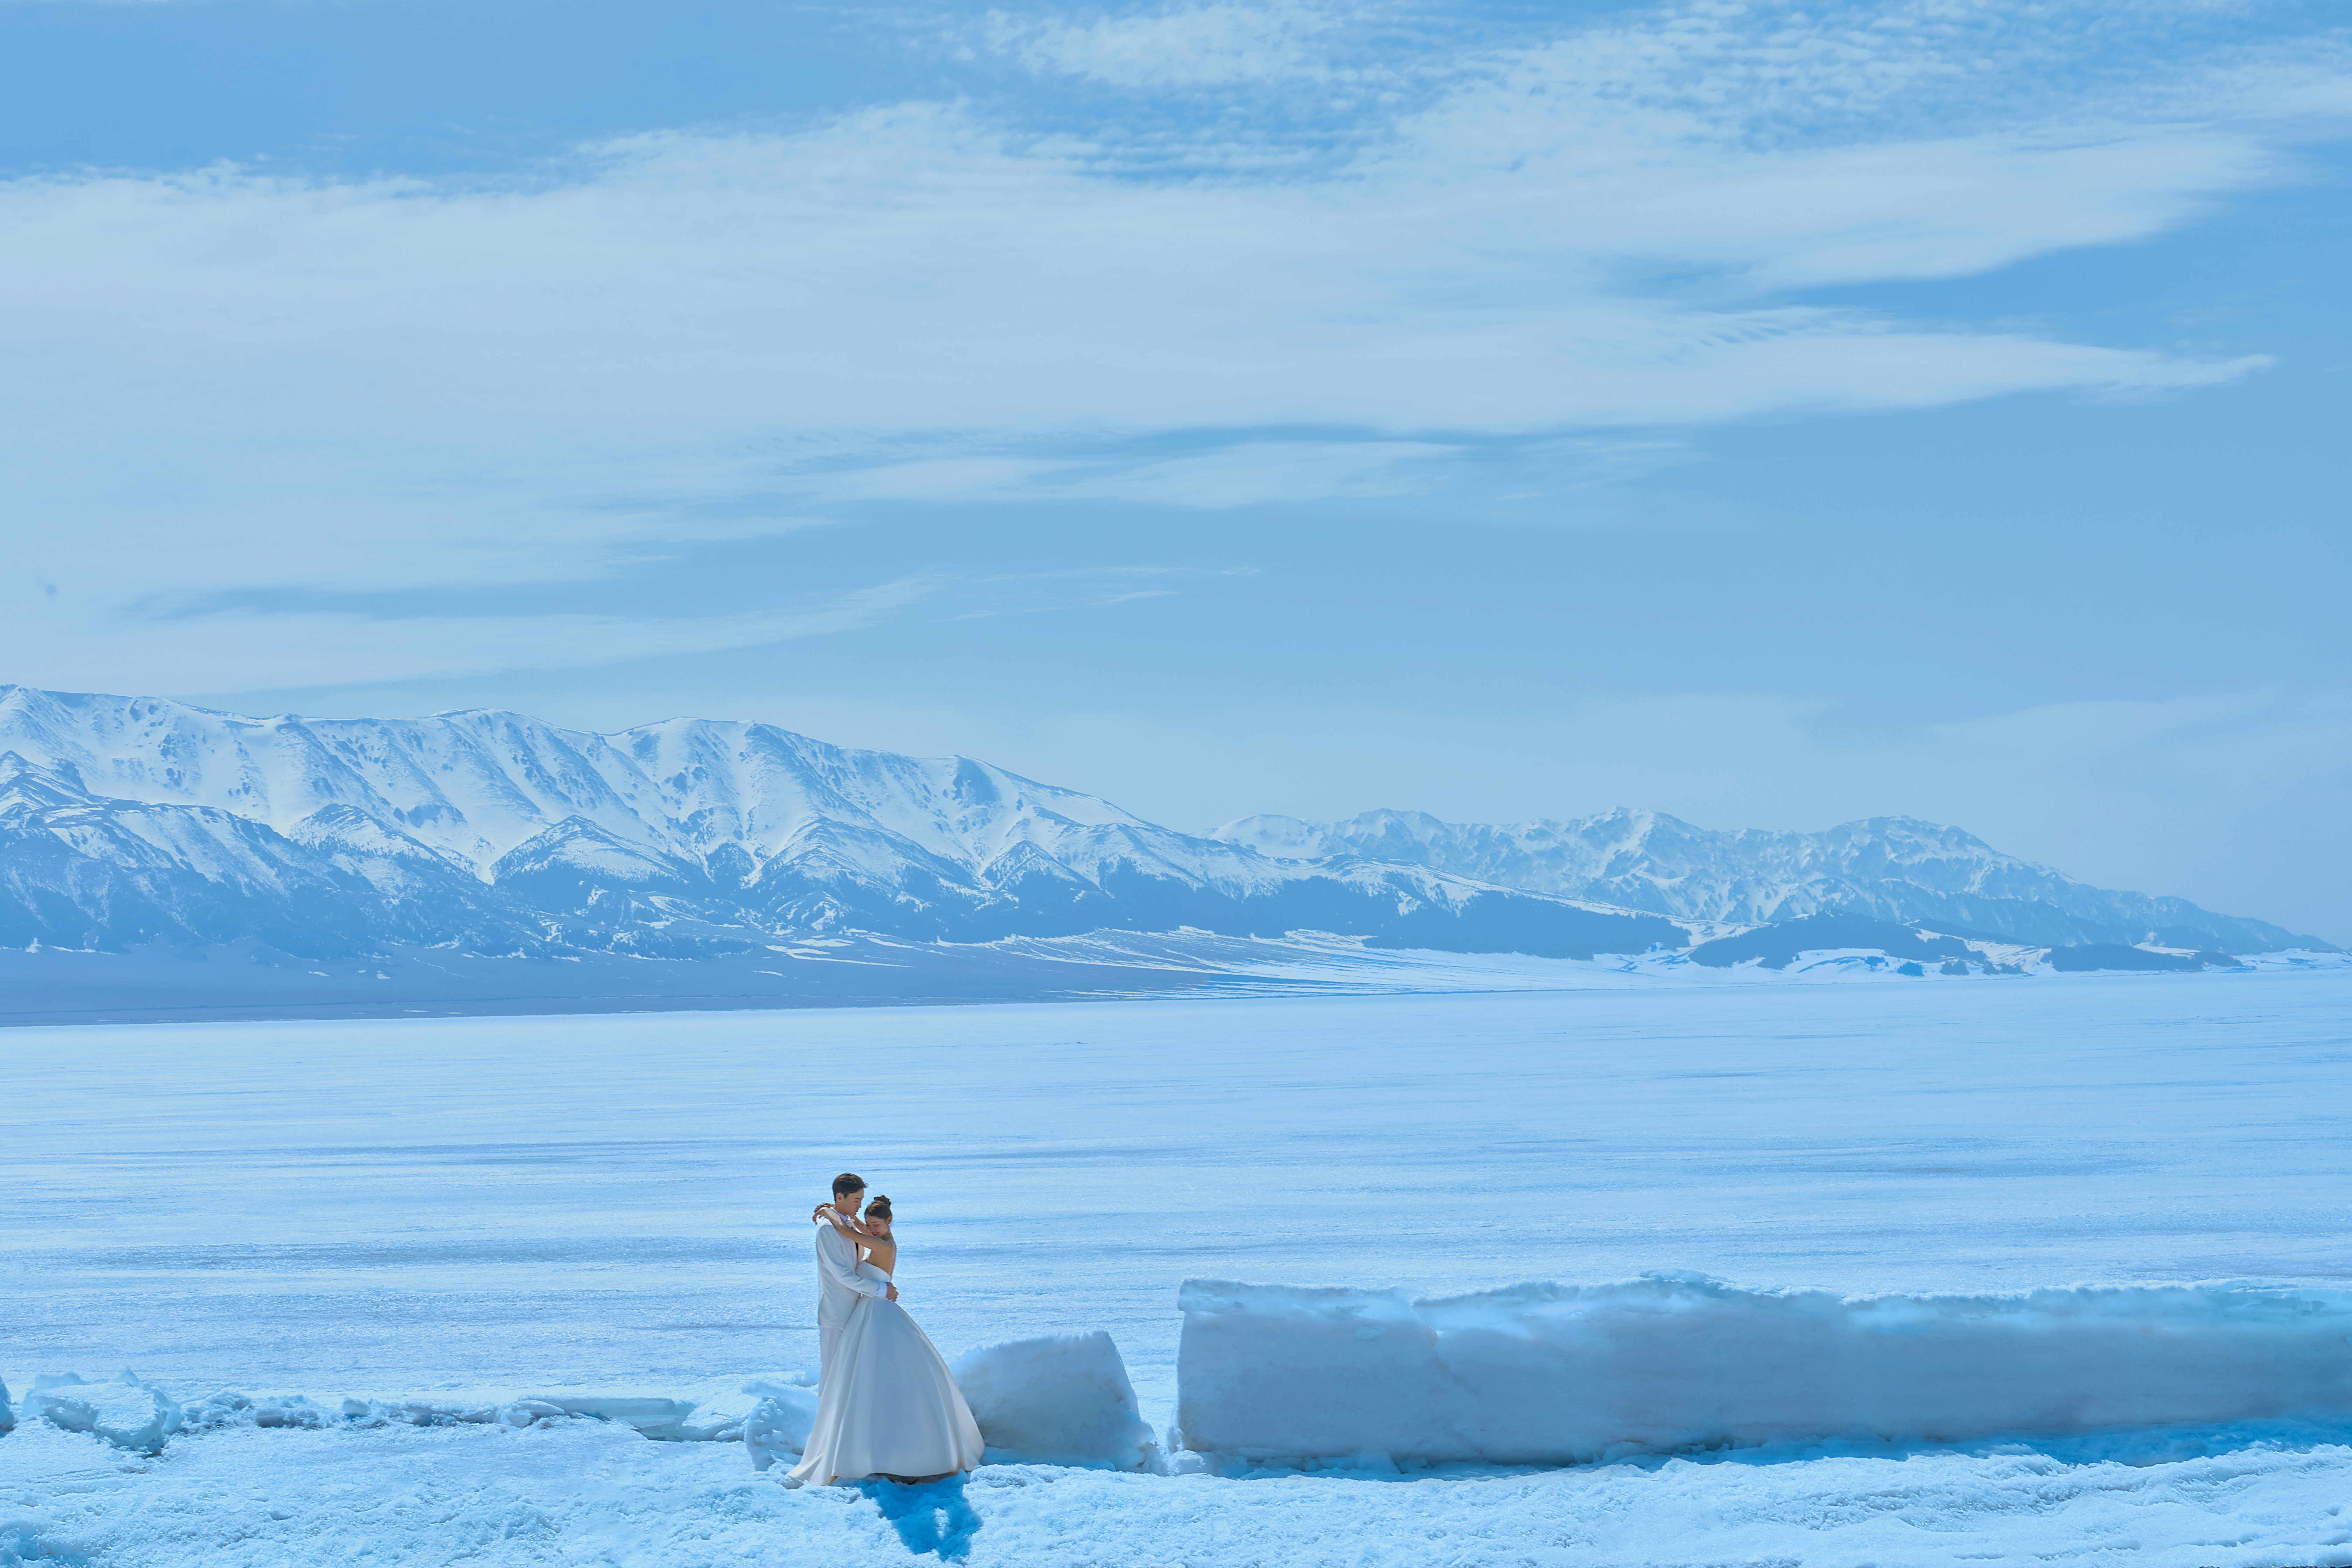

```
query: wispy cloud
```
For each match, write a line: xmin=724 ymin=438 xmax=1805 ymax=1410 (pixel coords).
xmin=2 ymin=0 xmax=2344 ymax=690
xmin=987 ymin=1 xmax=1341 ymax=86
xmin=0 ymin=562 xmax=1259 ymax=695
xmin=0 ymin=577 xmax=946 ymax=695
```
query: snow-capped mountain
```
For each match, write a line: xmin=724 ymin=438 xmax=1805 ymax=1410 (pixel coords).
xmin=1212 ymin=808 xmax=2319 ymax=953
xmin=1 ymin=686 xmax=2322 ymax=968
xmin=0 ymin=687 xmax=1677 ymax=961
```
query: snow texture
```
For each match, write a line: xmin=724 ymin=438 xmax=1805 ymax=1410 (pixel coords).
xmin=2 ymin=1413 xmax=2350 ymax=1567
xmin=1176 ymin=1277 xmax=2352 ymax=1466
xmin=742 ymin=1381 xmax=819 ymax=1472
xmin=952 ymin=1332 xmax=1159 ymax=1468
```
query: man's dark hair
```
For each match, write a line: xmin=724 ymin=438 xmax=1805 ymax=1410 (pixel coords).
xmin=832 ymin=1172 xmax=866 ymax=1198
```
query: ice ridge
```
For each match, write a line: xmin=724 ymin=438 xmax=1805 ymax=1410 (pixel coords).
xmin=1174 ymin=1276 xmax=2352 ymax=1467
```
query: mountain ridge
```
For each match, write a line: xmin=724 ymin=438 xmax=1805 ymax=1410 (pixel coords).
xmin=0 ymin=685 xmax=2328 ymax=967
xmin=1212 ymin=807 xmax=2321 ymax=953
xmin=0 ymin=686 xmax=1680 ymax=961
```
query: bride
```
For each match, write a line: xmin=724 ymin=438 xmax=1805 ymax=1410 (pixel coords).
xmin=790 ymin=1195 xmax=987 ymax=1485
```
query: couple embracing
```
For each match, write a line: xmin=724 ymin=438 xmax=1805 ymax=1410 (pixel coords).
xmin=791 ymin=1173 xmax=987 ymax=1486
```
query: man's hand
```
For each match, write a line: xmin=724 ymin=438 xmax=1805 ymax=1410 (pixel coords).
xmin=886 ymin=1284 xmax=899 ymax=1302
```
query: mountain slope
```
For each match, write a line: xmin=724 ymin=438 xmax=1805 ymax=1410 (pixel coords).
xmin=0 ymin=687 xmax=1679 ymax=960
xmin=0 ymin=686 xmax=2322 ymax=967
xmin=1212 ymin=808 xmax=2324 ymax=952
xmin=0 ymin=754 xmax=533 ymax=957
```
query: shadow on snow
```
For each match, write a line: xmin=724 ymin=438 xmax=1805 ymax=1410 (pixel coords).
xmin=856 ymin=1475 xmax=982 ymax=1560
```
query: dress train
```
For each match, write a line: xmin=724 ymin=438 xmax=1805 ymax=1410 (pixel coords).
xmin=789 ymin=1260 xmax=986 ymax=1484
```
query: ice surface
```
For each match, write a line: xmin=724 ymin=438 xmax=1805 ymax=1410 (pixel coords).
xmin=952 ymin=1332 xmax=1157 ymax=1468
xmin=6 ymin=974 xmax=2352 ymax=1561
xmin=1176 ymin=1276 xmax=2352 ymax=1464
xmin=9 ymin=973 xmax=2352 ymax=1429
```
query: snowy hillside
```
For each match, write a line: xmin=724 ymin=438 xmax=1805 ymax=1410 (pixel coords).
xmin=0 ymin=687 xmax=1676 ymax=962
xmin=0 ymin=686 xmax=2324 ymax=972
xmin=1214 ymin=807 xmax=2320 ymax=953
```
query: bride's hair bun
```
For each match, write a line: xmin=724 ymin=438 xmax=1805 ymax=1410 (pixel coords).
xmin=866 ymin=1195 xmax=892 ymax=1219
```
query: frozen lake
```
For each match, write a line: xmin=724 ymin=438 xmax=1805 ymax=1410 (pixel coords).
xmin=9 ymin=969 xmax=2351 ymax=1423
xmin=8 ymin=971 xmax=2352 ymax=1567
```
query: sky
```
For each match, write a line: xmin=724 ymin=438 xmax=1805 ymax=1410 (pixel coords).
xmin=1 ymin=0 xmax=2347 ymax=940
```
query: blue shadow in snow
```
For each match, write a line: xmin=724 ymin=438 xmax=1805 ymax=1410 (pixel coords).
xmin=856 ymin=1475 xmax=982 ymax=1560
xmin=1210 ymin=1414 xmax=2352 ymax=1482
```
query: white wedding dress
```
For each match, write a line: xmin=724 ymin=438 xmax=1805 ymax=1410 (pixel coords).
xmin=789 ymin=1255 xmax=987 ymax=1485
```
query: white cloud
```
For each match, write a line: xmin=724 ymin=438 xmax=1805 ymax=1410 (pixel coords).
xmin=0 ymin=562 xmax=1273 ymax=696
xmin=0 ymin=578 xmax=945 ymax=696
xmin=796 ymin=439 xmax=1462 ymax=506
xmin=988 ymin=2 xmax=1336 ymax=86
xmin=0 ymin=0 xmax=2343 ymax=689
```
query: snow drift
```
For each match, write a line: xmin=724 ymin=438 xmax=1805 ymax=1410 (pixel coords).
xmin=1174 ymin=1276 xmax=2352 ymax=1465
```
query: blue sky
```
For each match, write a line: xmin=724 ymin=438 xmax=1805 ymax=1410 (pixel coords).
xmin=4 ymin=0 xmax=2348 ymax=938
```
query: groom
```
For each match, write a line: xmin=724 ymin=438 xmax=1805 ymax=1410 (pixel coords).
xmin=813 ymin=1172 xmax=896 ymax=1391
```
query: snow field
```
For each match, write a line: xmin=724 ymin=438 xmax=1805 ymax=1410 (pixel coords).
xmin=4 ymin=1412 xmax=2351 ymax=1568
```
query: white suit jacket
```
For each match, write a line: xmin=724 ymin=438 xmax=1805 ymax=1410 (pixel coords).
xmin=814 ymin=1212 xmax=887 ymax=1328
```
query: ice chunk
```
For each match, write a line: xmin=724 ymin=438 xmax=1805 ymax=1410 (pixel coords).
xmin=180 ymin=1390 xmax=253 ymax=1429
xmin=672 ymin=1388 xmax=759 ymax=1442
xmin=26 ymin=1373 xmax=183 ymax=1455
xmin=334 ymin=1397 xmax=497 ymax=1427
xmin=499 ymin=1400 xmax=567 ymax=1428
xmin=952 ymin=1331 xmax=1157 ymax=1469
xmin=252 ymin=1395 xmax=330 ymax=1429
xmin=392 ymin=1399 xmax=497 ymax=1426
xmin=0 ymin=1377 xmax=12 ymax=1434
xmin=182 ymin=1392 xmax=332 ymax=1430
xmin=742 ymin=1382 xmax=818 ymax=1472
xmin=527 ymin=1396 xmax=696 ymax=1438
xmin=1176 ymin=1276 xmax=2352 ymax=1465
